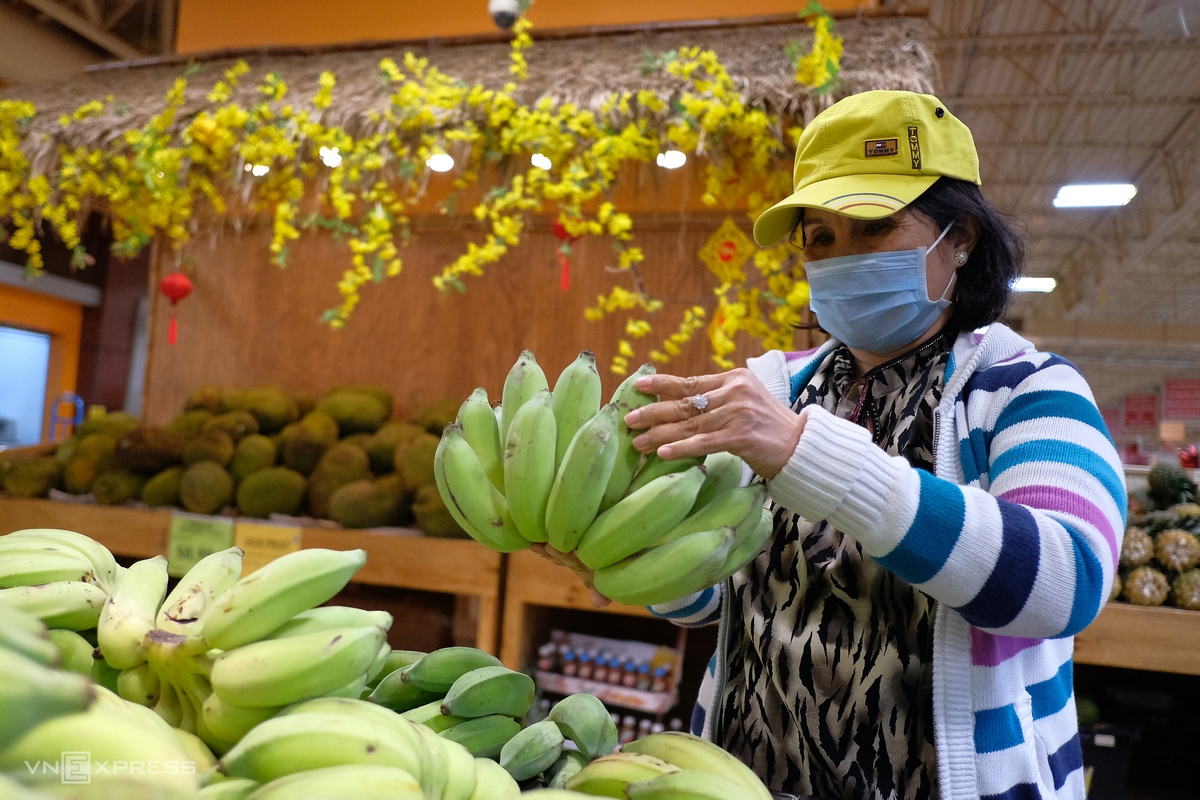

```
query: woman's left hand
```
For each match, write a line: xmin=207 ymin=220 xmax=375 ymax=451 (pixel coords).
xmin=624 ymin=368 xmax=804 ymax=480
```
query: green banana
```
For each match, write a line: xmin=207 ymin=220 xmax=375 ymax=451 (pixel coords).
xmin=321 ymin=673 xmax=369 ymax=699
xmin=244 ymin=764 xmax=423 ymax=800
xmin=0 ymin=580 xmax=108 ymax=631
xmin=691 ymin=451 xmax=745 ymax=514
xmin=598 ymin=363 xmax=658 ymax=513
xmin=438 ymin=714 xmax=520 ymax=758
xmin=0 ymin=550 xmax=97 ymax=588
xmin=654 ymin=483 xmax=767 ymax=547
xmin=263 ymin=605 xmax=393 ymax=639
xmin=201 ymin=691 xmax=282 ymax=746
xmin=200 ymin=548 xmax=368 ymax=650
xmin=175 ymin=726 xmax=219 ymax=773
xmin=626 ymin=453 xmax=705 ymax=497
xmin=368 ymin=648 xmax=426 ymax=689
xmin=157 ymin=546 xmax=244 ymax=637
xmin=622 ymin=731 xmax=772 ymax=800
xmin=97 ymin=554 xmax=169 ymax=669
xmin=0 ymin=612 xmax=58 ymax=666
xmin=544 ymin=403 xmax=621 ymax=553
xmin=2 ymin=528 xmax=119 ymax=592
xmin=546 ymin=692 xmax=618 ymax=759
xmin=368 ymin=668 xmax=443 ymax=713
xmin=211 ymin=625 xmax=385 ymax=707
xmin=0 ymin=647 xmax=95 ymax=752
xmin=156 ymin=678 xmax=186 ymax=729
xmin=438 ymin=425 xmax=530 ymax=553
xmin=440 ymin=665 xmax=536 ymax=719
xmin=458 ymin=387 xmax=505 ymax=492
xmin=198 ymin=777 xmax=260 ymax=800
xmin=400 ymin=646 xmax=502 ymax=693
xmin=551 ymin=350 xmax=603 ymax=471
xmin=503 ymin=389 xmax=557 ymax=543
xmin=401 ymin=699 xmax=468 ymax=732
xmin=412 ymin=721 xmax=449 ymax=799
xmin=0 ymin=598 xmax=49 ymax=637
xmin=469 ymin=756 xmax=521 ymax=800
xmin=439 ymin=736 xmax=479 ymax=800
xmin=593 ymin=527 xmax=736 ymax=606
xmin=219 ymin=712 xmax=424 ymax=785
xmin=117 ymin=661 xmax=160 ymax=707
xmin=367 ymin=641 xmax=392 ymax=685
xmin=500 ymin=350 xmax=549 ymax=449
xmin=576 ymin=465 xmax=708 ymax=570
xmin=90 ymin=653 xmax=122 ymax=694
xmin=626 ymin=768 xmax=760 ymax=800
xmin=498 ymin=719 xmax=564 ymax=781
xmin=0 ymin=773 xmax=44 ymax=800
xmin=564 ymin=751 xmax=680 ymax=797
xmin=46 ymin=629 xmax=95 ymax=675
xmin=545 ymin=749 xmax=590 ymax=789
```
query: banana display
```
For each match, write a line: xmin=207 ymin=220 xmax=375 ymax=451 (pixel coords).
xmin=437 ymin=350 xmax=774 ymax=606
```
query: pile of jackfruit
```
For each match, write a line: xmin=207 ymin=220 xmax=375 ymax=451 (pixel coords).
xmin=0 ymin=385 xmax=466 ymax=536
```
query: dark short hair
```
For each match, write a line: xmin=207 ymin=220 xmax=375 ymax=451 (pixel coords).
xmin=908 ymin=176 xmax=1024 ymax=331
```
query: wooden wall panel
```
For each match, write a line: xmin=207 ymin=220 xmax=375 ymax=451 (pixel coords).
xmin=143 ymin=216 xmax=800 ymax=425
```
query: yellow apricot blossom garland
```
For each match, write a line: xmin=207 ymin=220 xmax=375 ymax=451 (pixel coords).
xmin=0 ymin=7 xmax=841 ymax=369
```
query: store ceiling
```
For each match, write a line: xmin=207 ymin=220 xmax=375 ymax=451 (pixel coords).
xmin=925 ymin=0 xmax=1200 ymax=331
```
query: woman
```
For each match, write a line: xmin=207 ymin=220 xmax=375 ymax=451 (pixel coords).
xmin=542 ymin=91 xmax=1124 ymax=800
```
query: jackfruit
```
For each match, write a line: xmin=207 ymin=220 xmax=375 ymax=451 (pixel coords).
xmin=62 ymin=433 xmax=119 ymax=495
xmin=395 ymin=433 xmax=440 ymax=492
xmin=413 ymin=484 xmax=468 ymax=539
xmin=342 ymin=433 xmax=374 ymax=450
xmin=366 ymin=421 xmax=426 ymax=474
xmin=63 ymin=456 xmax=100 ymax=495
xmin=237 ymin=467 xmax=307 ymax=518
xmin=142 ymin=466 xmax=184 ymax=507
xmin=306 ymin=442 xmax=372 ymax=519
xmin=3 ymin=457 xmax=62 ymax=497
xmin=328 ymin=475 xmax=407 ymax=529
xmin=1148 ymin=462 xmax=1197 ymax=509
xmin=55 ymin=436 xmax=78 ymax=465
xmin=76 ymin=410 xmax=140 ymax=439
xmin=179 ymin=461 xmax=234 ymax=515
xmin=166 ymin=409 xmax=213 ymax=439
xmin=185 ymin=385 xmax=224 ymax=413
xmin=280 ymin=411 xmax=339 ymax=475
xmin=292 ymin=391 xmax=317 ymax=418
xmin=223 ymin=387 xmax=298 ymax=434
xmin=92 ymin=469 xmax=146 ymax=506
xmin=218 ymin=389 xmax=248 ymax=414
xmin=115 ymin=428 xmax=186 ymax=474
xmin=230 ymin=434 xmax=277 ymax=484
xmin=319 ymin=390 xmax=389 ymax=436
xmin=337 ymin=384 xmax=394 ymax=420
xmin=203 ymin=410 xmax=259 ymax=442
xmin=409 ymin=399 xmax=459 ymax=435
xmin=182 ymin=429 xmax=236 ymax=468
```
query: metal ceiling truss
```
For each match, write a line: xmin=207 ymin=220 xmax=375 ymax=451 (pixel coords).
xmin=18 ymin=0 xmax=175 ymax=60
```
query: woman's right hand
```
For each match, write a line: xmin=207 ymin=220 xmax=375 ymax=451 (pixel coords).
xmin=531 ymin=543 xmax=612 ymax=608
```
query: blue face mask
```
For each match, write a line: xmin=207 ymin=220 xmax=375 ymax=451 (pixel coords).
xmin=805 ymin=222 xmax=956 ymax=354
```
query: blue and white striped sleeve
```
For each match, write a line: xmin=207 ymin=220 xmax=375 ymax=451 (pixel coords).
xmin=647 ymin=584 xmax=723 ymax=627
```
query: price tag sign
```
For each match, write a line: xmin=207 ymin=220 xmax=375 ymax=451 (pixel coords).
xmin=167 ymin=512 xmax=235 ymax=577
xmin=235 ymin=521 xmax=302 ymax=575
xmin=1164 ymin=379 xmax=1200 ymax=421
xmin=1123 ymin=393 xmax=1159 ymax=429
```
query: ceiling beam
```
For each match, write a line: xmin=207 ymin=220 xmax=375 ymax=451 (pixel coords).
xmin=105 ymin=0 xmax=142 ymax=28
xmin=20 ymin=0 xmax=144 ymax=60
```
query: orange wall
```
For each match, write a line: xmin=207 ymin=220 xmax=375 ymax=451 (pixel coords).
xmin=0 ymin=284 xmax=83 ymax=441
xmin=177 ymin=0 xmax=869 ymax=53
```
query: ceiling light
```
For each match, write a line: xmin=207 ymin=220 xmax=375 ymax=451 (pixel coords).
xmin=319 ymin=146 xmax=342 ymax=168
xmin=250 ymin=164 xmax=270 ymax=177
xmin=531 ymin=153 xmax=552 ymax=170
xmin=1013 ymin=277 xmax=1057 ymax=293
xmin=1140 ymin=1 xmax=1200 ymax=37
xmin=656 ymin=150 xmax=687 ymax=170
xmin=426 ymin=153 xmax=455 ymax=173
xmin=1052 ymin=183 xmax=1137 ymax=208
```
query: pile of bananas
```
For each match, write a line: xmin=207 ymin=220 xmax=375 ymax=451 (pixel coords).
xmin=436 ymin=350 xmax=774 ymax=606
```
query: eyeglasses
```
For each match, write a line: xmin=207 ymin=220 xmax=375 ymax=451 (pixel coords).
xmin=788 ymin=224 xmax=807 ymax=250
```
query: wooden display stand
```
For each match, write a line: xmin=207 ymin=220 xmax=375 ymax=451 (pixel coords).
xmin=0 ymin=496 xmax=504 ymax=655
xmin=1076 ymin=602 xmax=1200 ymax=677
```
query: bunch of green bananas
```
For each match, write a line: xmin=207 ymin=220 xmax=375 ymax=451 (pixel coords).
xmin=435 ymin=350 xmax=775 ymax=606
xmin=0 ymin=528 xmax=120 ymax=631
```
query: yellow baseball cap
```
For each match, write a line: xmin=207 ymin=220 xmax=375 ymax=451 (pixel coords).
xmin=752 ymin=90 xmax=981 ymax=247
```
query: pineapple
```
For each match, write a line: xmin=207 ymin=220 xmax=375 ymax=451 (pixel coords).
xmin=1147 ymin=462 xmax=1197 ymax=510
xmin=1120 ymin=527 xmax=1155 ymax=568
xmin=1123 ymin=566 xmax=1170 ymax=606
xmin=1156 ymin=529 xmax=1200 ymax=573
xmin=1171 ymin=570 xmax=1200 ymax=611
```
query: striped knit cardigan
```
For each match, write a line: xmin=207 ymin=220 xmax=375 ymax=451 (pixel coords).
xmin=650 ymin=323 xmax=1126 ymax=800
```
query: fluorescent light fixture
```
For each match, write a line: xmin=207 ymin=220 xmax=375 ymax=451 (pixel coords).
xmin=1013 ymin=276 xmax=1057 ymax=293
xmin=656 ymin=150 xmax=687 ymax=169
xmin=319 ymin=146 xmax=342 ymax=168
xmin=531 ymin=153 xmax=552 ymax=170
xmin=426 ymin=153 xmax=455 ymax=173
xmin=1052 ymin=183 xmax=1137 ymax=208
xmin=250 ymin=164 xmax=270 ymax=177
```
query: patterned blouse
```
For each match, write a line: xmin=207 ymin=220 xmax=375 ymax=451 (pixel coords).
xmin=715 ymin=329 xmax=955 ymax=800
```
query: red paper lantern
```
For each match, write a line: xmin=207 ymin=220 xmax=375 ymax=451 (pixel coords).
xmin=159 ymin=272 xmax=192 ymax=346
xmin=552 ymin=218 xmax=580 ymax=292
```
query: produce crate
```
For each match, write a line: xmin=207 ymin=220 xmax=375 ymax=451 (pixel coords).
xmin=1075 ymin=603 xmax=1200 ymax=676
xmin=1080 ymin=725 xmax=1136 ymax=800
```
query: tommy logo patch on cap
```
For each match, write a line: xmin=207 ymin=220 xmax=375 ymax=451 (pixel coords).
xmin=864 ymin=138 xmax=899 ymax=158
xmin=908 ymin=126 xmax=922 ymax=170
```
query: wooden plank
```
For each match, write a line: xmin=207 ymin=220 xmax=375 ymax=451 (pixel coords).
xmin=0 ymin=496 xmax=169 ymax=558
xmin=1075 ymin=603 xmax=1200 ymax=676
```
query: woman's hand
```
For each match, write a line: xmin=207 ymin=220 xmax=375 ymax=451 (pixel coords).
xmin=624 ymin=369 xmax=803 ymax=480
xmin=530 ymin=543 xmax=612 ymax=608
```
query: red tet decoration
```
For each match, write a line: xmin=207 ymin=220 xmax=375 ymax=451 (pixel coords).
xmin=159 ymin=272 xmax=192 ymax=346
xmin=1180 ymin=445 xmax=1199 ymax=470
xmin=552 ymin=218 xmax=580 ymax=292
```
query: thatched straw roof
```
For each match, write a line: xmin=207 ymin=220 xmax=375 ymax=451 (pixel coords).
xmin=3 ymin=16 xmax=936 ymax=165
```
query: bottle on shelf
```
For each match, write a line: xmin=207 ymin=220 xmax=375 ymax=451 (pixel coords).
xmin=622 ymin=659 xmax=639 ymax=688
xmin=577 ymin=651 xmax=594 ymax=681
xmin=637 ymin=718 xmax=653 ymax=739
xmin=527 ymin=697 xmax=552 ymax=723
xmin=635 ymin=662 xmax=652 ymax=691
xmin=619 ymin=715 xmax=638 ymax=745
xmin=536 ymin=643 xmax=557 ymax=673
xmin=607 ymin=655 xmax=625 ymax=685
xmin=650 ymin=721 xmax=665 ymax=735
xmin=651 ymin=665 xmax=670 ymax=693
xmin=668 ymin=717 xmax=684 ymax=732
xmin=561 ymin=649 xmax=578 ymax=677
xmin=593 ymin=653 xmax=609 ymax=684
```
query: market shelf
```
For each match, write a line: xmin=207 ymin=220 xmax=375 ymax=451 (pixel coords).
xmin=1075 ymin=602 xmax=1200 ymax=676
xmin=0 ymin=496 xmax=504 ymax=655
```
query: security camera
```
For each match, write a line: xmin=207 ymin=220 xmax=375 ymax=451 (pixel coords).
xmin=489 ymin=0 xmax=520 ymax=29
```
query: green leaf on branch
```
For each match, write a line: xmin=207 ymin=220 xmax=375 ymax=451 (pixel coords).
xmin=373 ymin=253 xmax=384 ymax=283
